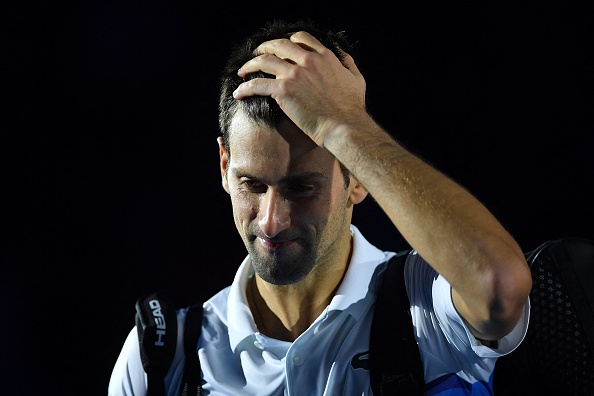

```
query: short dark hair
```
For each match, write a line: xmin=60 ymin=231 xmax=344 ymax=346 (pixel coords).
xmin=218 ymin=19 xmax=355 ymax=187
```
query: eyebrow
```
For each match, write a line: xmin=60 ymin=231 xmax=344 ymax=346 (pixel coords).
xmin=232 ymin=169 xmax=329 ymax=184
xmin=283 ymin=173 xmax=329 ymax=184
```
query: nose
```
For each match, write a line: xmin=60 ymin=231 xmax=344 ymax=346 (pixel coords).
xmin=258 ymin=189 xmax=291 ymax=238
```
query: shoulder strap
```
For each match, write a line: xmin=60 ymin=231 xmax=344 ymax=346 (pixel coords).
xmin=179 ymin=303 xmax=203 ymax=396
xmin=135 ymin=293 xmax=178 ymax=396
xmin=136 ymin=294 xmax=204 ymax=396
xmin=369 ymin=250 xmax=424 ymax=395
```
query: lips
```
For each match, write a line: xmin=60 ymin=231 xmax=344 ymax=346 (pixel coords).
xmin=258 ymin=237 xmax=296 ymax=250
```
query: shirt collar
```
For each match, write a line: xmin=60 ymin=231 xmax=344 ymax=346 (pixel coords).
xmin=227 ymin=254 xmax=255 ymax=351
xmin=327 ymin=224 xmax=387 ymax=315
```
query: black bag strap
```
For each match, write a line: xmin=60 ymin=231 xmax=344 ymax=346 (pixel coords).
xmin=370 ymin=250 xmax=424 ymax=395
xmin=136 ymin=294 xmax=204 ymax=396
xmin=135 ymin=293 xmax=178 ymax=396
xmin=179 ymin=303 xmax=203 ymax=396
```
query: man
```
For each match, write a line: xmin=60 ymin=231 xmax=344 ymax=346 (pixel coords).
xmin=109 ymin=19 xmax=532 ymax=395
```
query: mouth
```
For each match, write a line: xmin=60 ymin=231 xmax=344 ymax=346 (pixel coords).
xmin=257 ymin=237 xmax=296 ymax=250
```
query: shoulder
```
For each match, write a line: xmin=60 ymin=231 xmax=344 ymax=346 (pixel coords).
xmin=108 ymin=307 xmax=199 ymax=396
xmin=108 ymin=326 xmax=146 ymax=395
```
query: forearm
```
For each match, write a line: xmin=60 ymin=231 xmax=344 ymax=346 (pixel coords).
xmin=325 ymin=117 xmax=531 ymax=338
xmin=326 ymin=117 xmax=507 ymax=267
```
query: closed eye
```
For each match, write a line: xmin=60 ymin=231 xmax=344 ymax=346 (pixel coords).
xmin=241 ymin=178 xmax=267 ymax=193
xmin=236 ymin=172 xmax=328 ymax=198
xmin=287 ymin=184 xmax=315 ymax=195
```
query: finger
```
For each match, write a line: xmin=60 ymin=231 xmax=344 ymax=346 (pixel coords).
xmin=340 ymin=52 xmax=363 ymax=79
xmin=233 ymin=77 xmax=280 ymax=100
xmin=290 ymin=31 xmax=357 ymax=76
xmin=289 ymin=31 xmax=327 ymax=54
xmin=252 ymin=34 xmax=320 ymax=65
xmin=237 ymin=53 xmax=296 ymax=78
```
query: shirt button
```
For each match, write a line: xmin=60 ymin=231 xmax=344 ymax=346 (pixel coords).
xmin=292 ymin=355 xmax=304 ymax=365
xmin=254 ymin=340 xmax=264 ymax=349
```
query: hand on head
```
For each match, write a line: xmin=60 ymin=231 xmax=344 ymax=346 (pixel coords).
xmin=233 ymin=30 xmax=368 ymax=148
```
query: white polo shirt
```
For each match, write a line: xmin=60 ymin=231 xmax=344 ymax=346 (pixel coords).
xmin=108 ymin=225 xmax=530 ymax=396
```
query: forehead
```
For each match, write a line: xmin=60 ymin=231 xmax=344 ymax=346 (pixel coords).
xmin=227 ymin=111 xmax=337 ymax=176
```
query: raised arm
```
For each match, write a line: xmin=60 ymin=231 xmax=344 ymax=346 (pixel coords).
xmin=233 ymin=31 xmax=531 ymax=341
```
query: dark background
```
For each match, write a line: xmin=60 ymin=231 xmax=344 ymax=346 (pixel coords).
xmin=3 ymin=2 xmax=593 ymax=394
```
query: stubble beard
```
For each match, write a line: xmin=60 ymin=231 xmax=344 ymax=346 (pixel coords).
xmin=248 ymin=239 xmax=319 ymax=285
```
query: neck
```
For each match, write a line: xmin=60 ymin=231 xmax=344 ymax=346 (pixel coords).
xmin=248 ymin=235 xmax=353 ymax=342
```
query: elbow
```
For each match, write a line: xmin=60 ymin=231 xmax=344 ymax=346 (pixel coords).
xmin=481 ymin=255 xmax=532 ymax=340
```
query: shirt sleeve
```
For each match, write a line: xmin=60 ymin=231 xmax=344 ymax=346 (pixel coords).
xmin=107 ymin=327 xmax=147 ymax=396
xmin=431 ymin=271 xmax=530 ymax=357
xmin=404 ymin=251 xmax=530 ymax=384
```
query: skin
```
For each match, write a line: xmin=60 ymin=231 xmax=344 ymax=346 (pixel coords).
xmin=219 ymin=113 xmax=367 ymax=341
xmin=229 ymin=31 xmax=532 ymax=343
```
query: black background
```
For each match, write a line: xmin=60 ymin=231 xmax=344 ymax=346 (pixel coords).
xmin=3 ymin=2 xmax=594 ymax=394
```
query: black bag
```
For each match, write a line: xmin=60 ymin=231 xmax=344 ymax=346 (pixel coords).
xmin=493 ymin=237 xmax=594 ymax=395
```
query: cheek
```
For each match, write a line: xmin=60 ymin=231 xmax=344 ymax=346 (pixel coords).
xmin=295 ymin=195 xmax=336 ymax=228
xmin=322 ymin=185 xmax=351 ymax=226
xmin=230 ymin=189 xmax=257 ymax=224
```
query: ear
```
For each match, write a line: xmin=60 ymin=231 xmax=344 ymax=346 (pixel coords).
xmin=348 ymin=175 xmax=368 ymax=206
xmin=218 ymin=136 xmax=230 ymax=194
